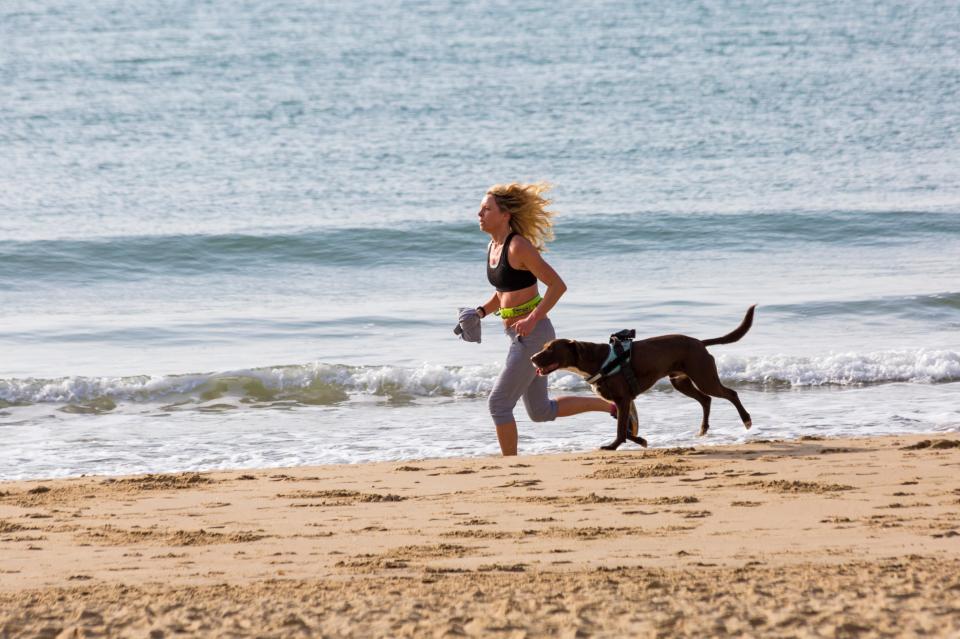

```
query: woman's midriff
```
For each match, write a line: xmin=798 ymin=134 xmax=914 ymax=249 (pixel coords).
xmin=498 ymin=284 xmax=541 ymax=328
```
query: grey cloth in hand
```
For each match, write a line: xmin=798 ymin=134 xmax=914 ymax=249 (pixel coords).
xmin=454 ymin=307 xmax=482 ymax=343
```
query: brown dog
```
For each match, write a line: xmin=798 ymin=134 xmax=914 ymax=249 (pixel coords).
xmin=530 ymin=306 xmax=756 ymax=450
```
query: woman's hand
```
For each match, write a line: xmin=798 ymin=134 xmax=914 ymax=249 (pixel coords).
xmin=512 ymin=312 xmax=540 ymax=337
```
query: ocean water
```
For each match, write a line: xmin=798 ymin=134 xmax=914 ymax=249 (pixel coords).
xmin=2 ymin=0 xmax=959 ymax=480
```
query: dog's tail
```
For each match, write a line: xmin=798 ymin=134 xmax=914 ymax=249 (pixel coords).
xmin=701 ymin=305 xmax=756 ymax=347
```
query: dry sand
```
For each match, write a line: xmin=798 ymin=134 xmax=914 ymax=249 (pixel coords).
xmin=2 ymin=432 xmax=959 ymax=637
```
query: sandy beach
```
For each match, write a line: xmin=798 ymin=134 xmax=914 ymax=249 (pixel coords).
xmin=2 ymin=432 xmax=959 ymax=637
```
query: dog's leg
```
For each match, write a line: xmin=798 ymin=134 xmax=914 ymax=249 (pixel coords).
xmin=600 ymin=399 xmax=630 ymax=450
xmin=626 ymin=431 xmax=648 ymax=448
xmin=711 ymin=384 xmax=751 ymax=429
xmin=687 ymin=368 xmax=752 ymax=430
xmin=601 ymin=399 xmax=647 ymax=450
xmin=670 ymin=374 xmax=712 ymax=436
xmin=624 ymin=401 xmax=647 ymax=448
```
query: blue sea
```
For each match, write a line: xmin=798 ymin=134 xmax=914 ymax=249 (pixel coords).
xmin=2 ymin=0 xmax=959 ymax=480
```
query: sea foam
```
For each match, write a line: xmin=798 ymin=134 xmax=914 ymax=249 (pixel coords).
xmin=2 ymin=349 xmax=957 ymax=408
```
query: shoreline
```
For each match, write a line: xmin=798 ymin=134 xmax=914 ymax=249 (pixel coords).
xmin=5 ymin=417 xmax=959 ymax=483
xmin=3 ymin=432 xmax=960 ymax=636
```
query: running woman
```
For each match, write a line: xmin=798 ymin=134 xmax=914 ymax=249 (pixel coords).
xmin=474 ymin=182 xmax=636 ymax=455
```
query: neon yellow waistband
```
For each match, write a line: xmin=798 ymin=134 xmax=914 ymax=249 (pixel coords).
xmin=497 ymin=295 xmax=542 ymax=319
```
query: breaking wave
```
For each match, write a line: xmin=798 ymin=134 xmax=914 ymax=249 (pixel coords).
xmin=1 ymin=349 xmax=958 ymax=411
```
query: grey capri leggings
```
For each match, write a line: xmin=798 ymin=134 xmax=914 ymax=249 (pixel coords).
xmin=488 ymin=317 xmax=559 ymax=426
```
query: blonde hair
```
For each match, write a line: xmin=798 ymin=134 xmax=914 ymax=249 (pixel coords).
xmin=487 ymin=182 xmax=556 ymax=252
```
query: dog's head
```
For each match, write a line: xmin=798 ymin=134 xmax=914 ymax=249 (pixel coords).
xmin=530 ymin=339 xmax=582 ymax=376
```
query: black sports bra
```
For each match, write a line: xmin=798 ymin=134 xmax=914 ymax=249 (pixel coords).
xmin=487 ymin=232 xmax=538 ymax=292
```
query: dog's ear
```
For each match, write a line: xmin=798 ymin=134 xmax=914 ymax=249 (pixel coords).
xmin=537 ymin=340 xmax=559 ymax=359
xmin=571 ymin=340 xmax=586 ymax=364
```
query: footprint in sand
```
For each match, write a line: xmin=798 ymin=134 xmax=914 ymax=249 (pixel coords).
xmin=496 ymin=479 xmax=542 ymax=488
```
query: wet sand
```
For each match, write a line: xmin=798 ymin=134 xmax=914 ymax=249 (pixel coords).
xmin=2 ymin=433 xmax=960 ymax=637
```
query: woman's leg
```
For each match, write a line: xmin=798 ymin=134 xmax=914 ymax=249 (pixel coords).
xmin=495 ymin=423 xmax=518 ymax=456
xmin=519 ymin=319 xmax=560 ymax=424
xmin=555 ymin=396 xmax=613 ymax=416
xmin=557 ymin=395 xmax=639 ymax=437
xmin=521 ymin=319 xmax=615 ymax=422
xmin=488 ymin=327 xmax=543 ymax=456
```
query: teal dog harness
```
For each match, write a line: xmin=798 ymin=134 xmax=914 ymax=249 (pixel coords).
xmin=586 ymin=329 xmax=642 ymax=396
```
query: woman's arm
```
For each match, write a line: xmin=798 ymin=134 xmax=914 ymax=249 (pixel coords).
xmin=511 ymin=237 xmax=567 ymax=336
xmin=477 ymin=292 xmax=500 ymax=319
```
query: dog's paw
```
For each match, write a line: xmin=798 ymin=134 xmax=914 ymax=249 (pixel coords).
xmin=744 ymin=420 xmax=752 ymax=430
xmin=698 ymin=425 xmax=709 ymax=437
xmin=600 ymin=440 xmax=623 ymax=451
